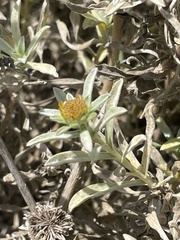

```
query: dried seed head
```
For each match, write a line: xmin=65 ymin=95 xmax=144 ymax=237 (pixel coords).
xmin=27 ymin=205 xmax=74 ymax=240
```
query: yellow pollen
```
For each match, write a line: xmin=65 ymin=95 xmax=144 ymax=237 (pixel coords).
xmin=58 ymin=95 xmax=88 ymax=122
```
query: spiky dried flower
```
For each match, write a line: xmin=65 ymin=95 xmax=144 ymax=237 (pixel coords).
xmin=27 ymin=204 xmax=74 ymax=240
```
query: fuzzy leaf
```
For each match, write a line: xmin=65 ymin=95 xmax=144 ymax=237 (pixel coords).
xmin=0 ymin=38 xmax=14 ymax=56
xmin=160 ymin=138 xmax=180 ymax=151
xmin=156 ymin=117 xmax=173 ymax=140
xmin=83 ymin=67 xmax=98 ymax=106
xmin=36 ymin=0 xmax=49 ymax=32
xmin=45 ymin=150 xmax=112 ymax=167
xmin=99 ymin=106 xmax=127 ymax=130
xmin=123 ymin=134 xmax=146 ymax=159
xmin=56 ymin=125 xmax=72 ymax=135
xmin=25 ymin=26 xmax=50 ymax=61
xmin=69 ymin=179 xmax=144 ymax=212
xmin=26 ymin=61 xmax=58 ymax=77
xmin=11 ymin=0 xmax=21 ymax=48
xmin=150 ymin=0 xmax=166 ymax=7
xmin=27 ymin=130 xmax=79 ymax=146
xmin=105 ymin=79 xmax=123 ymax=147
xmin=39 ymin=108 xmax=60 ymax=117
xmin=90 ymin=93 xmax=110 ymax=112
xmin=80 ymin=128 xmax=93 ymax=152
xmin=53 ymin=87 xmax=66 ymax=102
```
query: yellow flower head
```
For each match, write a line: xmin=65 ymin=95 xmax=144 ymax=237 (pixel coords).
xmin=58 ymin=95 xmax=88 ymax=123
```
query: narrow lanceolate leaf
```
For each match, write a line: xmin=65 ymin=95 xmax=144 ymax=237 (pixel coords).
xmin=45 ymin=150 xmax=113 ymax=167
xmin=25 ymin=26 xmax=50 ymax=60
xmin=11 ymin=0 xmax=21 ymax=48
xmin=27 ymin=130 xmax=79 ymax=146
xmin=56 ymin=125 xmax=72 ymax=135
xmin=90 ymin=93 xmax=110 ymax=112
xmin=36 ymin=0 xmax=49 ymax=32
xmin=53 ymin=87 xmax=66 ymax=102
xmin=105 ymin=79 xmax=123 ymax=147
xmin=156 ymin=117 xmax=173 ymax=140
xmin=80 ymin=128 xmax=93 ymax=152
xmin=83 ymin=67 xmax=98 ymax=106
xmin=99 ymin=107 xmax=127 ymax=130
xmin=39 ymin=108 xmax=60 ymax=117
xmin=160 ymin=138 xmax=180 ymax=151
xmin=68 ymin=179 xmax=144 ymax=212
xmin=0 ymin=38 xmax=14 ymax=56
xmin=26 ymin=62 xmax=59 ymax=77
xmin=122 ymin=134 xmax=146 ymax=159
xmin=150 ymin=0 xmax=166 ymax=7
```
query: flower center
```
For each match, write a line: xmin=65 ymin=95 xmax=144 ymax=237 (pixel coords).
xmin=58 ymin=95 xmax=88 ymax=122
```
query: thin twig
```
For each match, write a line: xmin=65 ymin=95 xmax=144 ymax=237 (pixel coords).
xmin=58 ymin=162 xmax=85 ymax=211
xmin=0 ymin=137 xmax=36 ymax=212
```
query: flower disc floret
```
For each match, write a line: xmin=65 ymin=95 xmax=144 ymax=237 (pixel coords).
xmin=58 ymin=95 xmax=88 ymax=123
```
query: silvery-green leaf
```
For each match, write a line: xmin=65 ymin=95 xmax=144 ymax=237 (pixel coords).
xmin=25 ymin=25 xmax=50 ymax=60
xmin=66 ymin=92 xmax=75 ymax=100
xmin=53 ymin=87 xmax=66 ymax=102
xmin=122 ymin=134 xmax=146 ymax=160
xmin=105 ymin=79 xmax=123 ymax=147
xmin=98 ymin=106 xmax=127 ymax=130
xmin=68 ymin=179 xmax=144 ymax=212
xmin=80 ymin=128 xmax=93 ymax=152
xmin=27 ymin=130 xmax=79 ymax=146
xmin=0 ymin=38 xmax=14 ymax=56
xmin=17 ymin=36 xmax=25 ymax=56
xmin=150 ymin=0 xmax=166 ymax=7
xmin=11 ymin=0 xmax=21 ymax=48
xmin=160 ymin=138 xmax=180 ymax=151
xmin=56 ymin=125 xmax=72 ymax=135
xmin=83 ymin=67 xmax=98 ymax=106
xmin=90 ymin=93 xmax=110 ymax=112
xmin=105 ymin=0 xmax=145 ymax=16
xmin=156 ymin=117 xmax=173 ymax=140
xmin=26 ymin=61 xmax=58 ymax=77
xmin=39 ymin=108 xmax=60 ymax=117
xmin=123 ymin=234 xmax=137 ymax=240
xmin=36 ymin=0 xmax=49 ymax=32
xmin=45 ymin=150 xmax=112 ymax=167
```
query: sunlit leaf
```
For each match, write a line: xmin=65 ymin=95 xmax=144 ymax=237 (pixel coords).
xmin=39 ymin=108 xmax=60 ymax=117
xmin=150 ymin=0 xmax=166 ymax=7
xmin=90 ymin=93 xmax=110 ymax=112
xmin=26 ymin=61 xmax=58 ymax=77
xmin=17 ymin=36 xmax=25 ymax=55
xmin=11 ymin=0 xmax=21 ymax=48
xmin=0 ymin=38 xmax=14 ymax=56
xmin=99 ymin=106 xmax=127 ymax=130
xmin=105 ymin=79 xmax=123 ymax=147
xmin=156 ymin=117 xmax=173 ymax=140
xmin=53 ymin=87 xmax=66 ymax=102
xmin=82 ymin=67 xmax=98 ymax=106
xmin=56 ymin=125 xmax=72 ymax=135
xmin=27 ymin=130 xmax=79 ymax=146
xmin=68 ymin=179 xmax=144 ymax=212
xmin=123 ymin=134 xmax=146 ymax=159
xmin=36 ymin=0 xmax=49 ymax=32
xmin=45 ymin=150 xmax=112 ymax=167
xmin=123 ymin=234 xmax=137 ymax=240
xmin=25 ymin=25 xmax=50 ymax=60
xmin=160 ymin=138 xmax=180 ymax=151
xmin=80 ymin=128 xmax=93 ymax=152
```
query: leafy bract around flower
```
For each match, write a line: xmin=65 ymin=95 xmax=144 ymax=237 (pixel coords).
xmin=39 ymin=68 xmax=109 ymax=129
xmin=27 ymin=68 xmax=110 ymax=151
